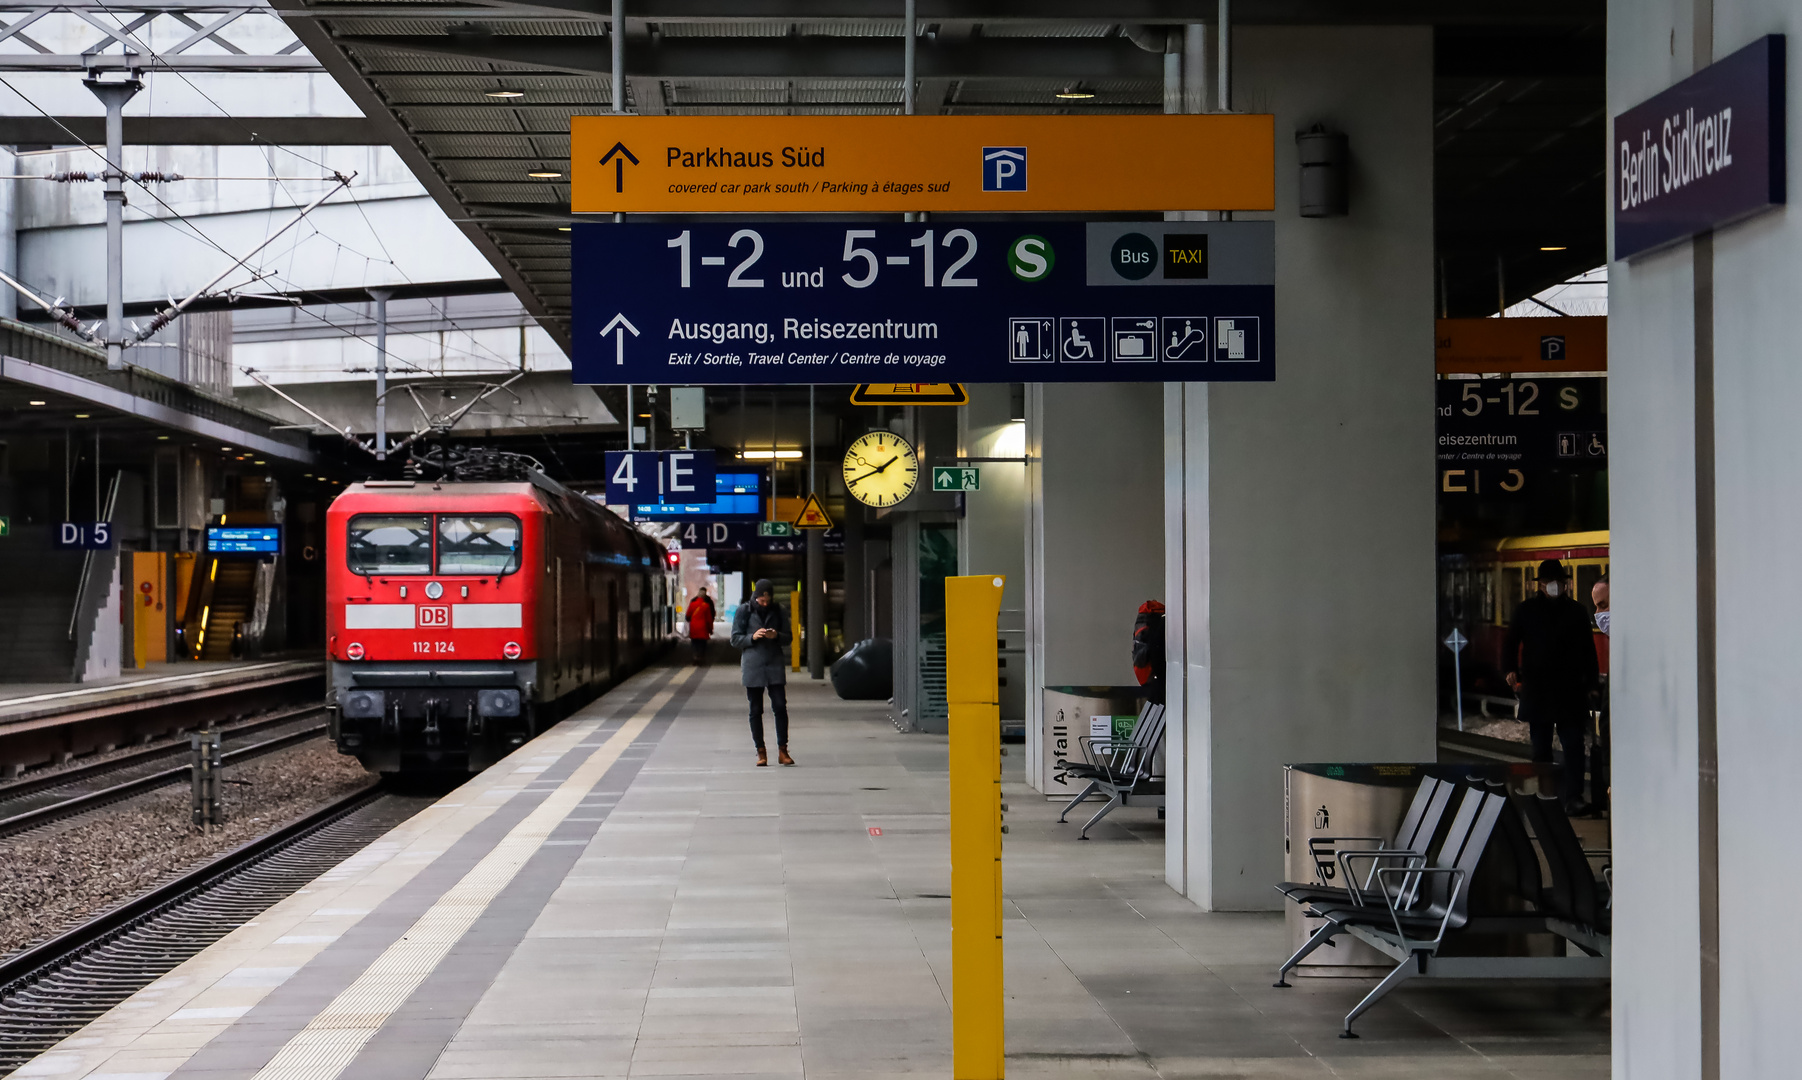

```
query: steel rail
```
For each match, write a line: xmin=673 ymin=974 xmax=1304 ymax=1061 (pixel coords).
xmin=0 ymin=704 xmax=325 ymax=803
xmin=0 ymin=722 xmax=328 ymax=839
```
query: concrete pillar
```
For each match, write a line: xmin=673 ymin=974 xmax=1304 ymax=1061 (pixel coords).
xmin=1163 ymin=26 xmax=1436 ymax=910
xmin=1608 ymin=4 xmax=1802 ymax=1075
xmin=1023 ymin=383 xmax=1163 ymax=790
xmin=957 ymin=383 xmax=1028 ymax=725
xmin=0 ymin=145 xmax=16 ymax=321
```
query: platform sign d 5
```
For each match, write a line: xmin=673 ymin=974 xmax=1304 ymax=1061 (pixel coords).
xmin=573 ymin=221 xmax=1274 ymax=385
xmin=55 ymin=522 xmax=114 ymax=549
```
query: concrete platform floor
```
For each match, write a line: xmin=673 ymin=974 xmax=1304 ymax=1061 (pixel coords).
xmin=20 ymin=656 xmax=1609 ymax=1080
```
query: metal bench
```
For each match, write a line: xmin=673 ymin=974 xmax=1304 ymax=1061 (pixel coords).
xmin=1274 ymin=776 xmax=1454 ymax=910
xmin=1054 ymin=701 xmax=1165 ymax=839
xmin=1277 ymin=782 xmax=1611 ymax=1037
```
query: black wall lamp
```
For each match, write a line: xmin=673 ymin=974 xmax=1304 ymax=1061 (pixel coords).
xmin=1296 ymin=125 xmax=1349 ymax=218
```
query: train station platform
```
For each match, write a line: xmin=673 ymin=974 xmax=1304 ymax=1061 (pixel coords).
xmin=0 ymin=660 xmax=324 ymax=729
xmin=18 ymin=658 xmax=1608 ymax=1080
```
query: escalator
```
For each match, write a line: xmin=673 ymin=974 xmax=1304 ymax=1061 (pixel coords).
xmin=197 ymin=558 xmax=257 ymax=660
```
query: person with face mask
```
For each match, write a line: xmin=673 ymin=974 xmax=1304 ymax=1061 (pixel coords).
xmin=1503 ymin=559 xmax=1601 ymax=814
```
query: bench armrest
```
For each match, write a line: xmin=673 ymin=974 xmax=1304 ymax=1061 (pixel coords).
xmin=1336 ymin=849 xmax=1426 ymax=905
xmin=1304 ymin=836 xmax=1386 ymax=886
xmin=1374 ymin=866 xmax=1466 ymax=953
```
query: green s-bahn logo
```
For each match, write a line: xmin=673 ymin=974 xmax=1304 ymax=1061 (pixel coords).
xmin=1008 ymin=235 xmax=1054 ymax=282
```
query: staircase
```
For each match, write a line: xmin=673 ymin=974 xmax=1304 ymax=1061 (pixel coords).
xmin=200 ymin=560 xmax=257 ymax=660
xmin=0 ymin=528 xmax=91 ymax=682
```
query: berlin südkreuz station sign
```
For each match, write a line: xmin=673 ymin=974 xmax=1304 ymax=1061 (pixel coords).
xmin=1614 ymin=34 xmax=1786 ymax=259
xmin=571 ymin=222 xmax=1276 ymax=385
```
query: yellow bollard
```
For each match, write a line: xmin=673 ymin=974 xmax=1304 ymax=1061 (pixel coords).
xmin=791 ymin=586 xmax=803 ymax=671
xmin=946 ymin=574 xmax=1006 ymax=1080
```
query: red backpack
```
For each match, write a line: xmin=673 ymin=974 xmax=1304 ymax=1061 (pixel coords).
xmin=1132 ymin=600 xmax=1166 ymax=685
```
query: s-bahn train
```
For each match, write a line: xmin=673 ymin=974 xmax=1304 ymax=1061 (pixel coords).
xmin=1437 ymin=530 xmax=1609 ymax=700
xmin=325 ymin=472 xmax=676 ymax=774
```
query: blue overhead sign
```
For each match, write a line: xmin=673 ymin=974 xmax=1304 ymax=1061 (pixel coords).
xmin=208 ymin=526 xmax=280 ymax=554
xmin=571 ymin=221 xmax=1275 ymax=384
xmin=604 ymin=449 xmax=718 ymax=507
xmin=1614 ymin=34 xmax=1786 ymax=260
xmin=626 ymin=469 xmax=763 ymax=521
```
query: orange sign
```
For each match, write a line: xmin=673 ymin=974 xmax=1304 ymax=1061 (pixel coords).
xmin=793 ymin=493 xmax=834 ymax=531
xmin=849 ymin=383 xmax=968 ymax=406
xmin=571 ymin=115 xmax=1274 ymax=214
xmin=1436 ymin=317 xmax=1606 ymax=375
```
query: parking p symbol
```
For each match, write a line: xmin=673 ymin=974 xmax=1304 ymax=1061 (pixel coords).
xmin=982 ymin=147 xmax=1027 ymax=192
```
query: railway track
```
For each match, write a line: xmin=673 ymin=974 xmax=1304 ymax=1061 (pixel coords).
xmin=0 ymin=709 xmax=331 ymax=840
xmin=0 ymin=787 xmax=428 ymax=1075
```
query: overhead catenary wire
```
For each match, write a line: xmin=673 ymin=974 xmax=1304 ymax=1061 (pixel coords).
xmin=67 ymin=0 xmax=535 ymax=376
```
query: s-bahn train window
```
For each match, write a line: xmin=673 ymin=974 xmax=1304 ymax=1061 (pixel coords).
xmin=348 ymin=514 xmax=432 ymax=575
xmin=438 ymin=514 xmax=522 ymax=575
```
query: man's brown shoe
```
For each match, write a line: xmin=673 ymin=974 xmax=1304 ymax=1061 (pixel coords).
xmin=777 ymin=747 xmax=795 ymax=766
xmin=756 ymin=748 xmax=769 ymax=767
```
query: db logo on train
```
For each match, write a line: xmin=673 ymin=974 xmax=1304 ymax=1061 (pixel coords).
xmin=420 ymin=606 xmax=451 ymax=627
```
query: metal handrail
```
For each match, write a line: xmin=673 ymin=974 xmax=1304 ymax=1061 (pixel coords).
xmin=66 ymin=469 xmax=122 ymax=642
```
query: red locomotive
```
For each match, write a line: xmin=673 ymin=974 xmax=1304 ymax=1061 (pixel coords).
xmin=325 ymin=468 xmax=675 ymax=774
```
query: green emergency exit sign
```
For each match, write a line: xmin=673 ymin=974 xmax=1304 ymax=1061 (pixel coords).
xmin=932 ymin=467 xmax=980 ymax=492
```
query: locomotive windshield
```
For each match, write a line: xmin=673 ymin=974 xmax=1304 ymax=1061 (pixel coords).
xmin=438 ymin=514 xmax=521 ymax=575
xmin=347 ymin=514 xmax=432 ymax=575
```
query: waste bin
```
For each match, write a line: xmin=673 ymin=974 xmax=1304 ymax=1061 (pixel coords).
xmin=1038 ymin=685 xmax=1147 ymax=797
xmin=1283 ymin=763 xmax=1429 ymax=976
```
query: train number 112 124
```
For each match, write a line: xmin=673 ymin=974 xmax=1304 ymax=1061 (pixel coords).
xmin=412 ymin=641 xmax=456 ymax=654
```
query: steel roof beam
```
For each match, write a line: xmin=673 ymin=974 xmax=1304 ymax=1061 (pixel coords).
xmin=333 ymin=34 xmax=1160 ymax=80
xmin=0 ymin=53 xmax=322 ymax=70
xmin=296 ymin=0 xmax=1602 ymax=25
xmin=3 ymin=115 xmax=383 ymax=143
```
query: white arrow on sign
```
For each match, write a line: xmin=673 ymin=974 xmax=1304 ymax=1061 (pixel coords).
xmin=601 ymin=312 xmax=640 ymax=366
xmin=1443 ymin=629 xmax=1468 ymax=652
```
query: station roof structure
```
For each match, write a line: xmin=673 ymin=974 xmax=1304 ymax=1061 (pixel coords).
xmin=265 ymin=0 xmax=1604 ymax=345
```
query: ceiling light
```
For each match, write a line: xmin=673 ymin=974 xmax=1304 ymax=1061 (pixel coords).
xmin=221 ymin=446 xmax=232 ymax=451
xmin=157 ymin=435 xmax=170 ymax=440
xmin=27 ymin=400 xmax=46 ymax=406
xmin=255 ymin=460 xmax=267 ymax=465
xmin=486 ymin=90 xmax=525 ymax=99
xmin=1540 ymin=245 xmax=1567 ymax=251
xmin=557 ymin=227 xmax=572 ymax=232
xmin=739 ymin=450 xmax=804 ymax=460
xmin=528 ymin=170 xmax=563 ymax=179
xmin=1055 ymin=86 xmax=1096 ymax=100
xmin=74 ymin=412 xmax=90 ymax=418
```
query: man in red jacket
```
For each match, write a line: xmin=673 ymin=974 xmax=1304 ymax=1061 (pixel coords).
xmin=684 ymin=588 xmax=717 ymax=663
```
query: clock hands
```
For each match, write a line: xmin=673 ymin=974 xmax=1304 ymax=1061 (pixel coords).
xmin=846 ymin=455 xmax=900 ymax=485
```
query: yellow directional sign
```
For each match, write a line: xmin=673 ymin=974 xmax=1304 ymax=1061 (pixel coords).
xmin=571 ymin=114 xmax=1274 ymax=214
xmin=849 ymin=383 xmax=968 ymax=406
xmin=792 ymin=492 xmax=834 ymax=531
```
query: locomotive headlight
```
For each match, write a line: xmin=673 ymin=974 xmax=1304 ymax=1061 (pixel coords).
xmin=346 ymin=641 xmax=365 ymax=660
xmin=425 ymin=581 xmax=444 ymax=600
xmin=503 ymin=641 xmax=522 ymax=660
xmin=341 ymin=689 xmax=385 ymax=719
xmin=477 ymin=688 xmax=521 ymax=717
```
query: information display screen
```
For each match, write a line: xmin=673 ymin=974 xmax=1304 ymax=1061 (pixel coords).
xmin=631 ymin=472 xmax=763 ymax=521
xmin=207 ymin=525 xmax=281 ymax=554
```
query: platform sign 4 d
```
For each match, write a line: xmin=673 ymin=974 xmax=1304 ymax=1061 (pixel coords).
xmin=572 ymin=221 xmax=1275 ymax=385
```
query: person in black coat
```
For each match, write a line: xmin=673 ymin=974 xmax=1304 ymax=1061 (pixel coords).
xmin=1503 ymin=559 xmax=1601 ymax=813
xmin=730 ymin=579 xmax=794 ymax=767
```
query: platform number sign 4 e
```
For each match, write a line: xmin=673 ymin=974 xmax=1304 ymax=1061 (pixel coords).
xmin=842 ymin=432 xmax=920 ymax=508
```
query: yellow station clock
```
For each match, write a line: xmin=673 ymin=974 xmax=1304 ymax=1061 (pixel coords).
xmin=842 ymin=431 xmax=920 ymax=508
